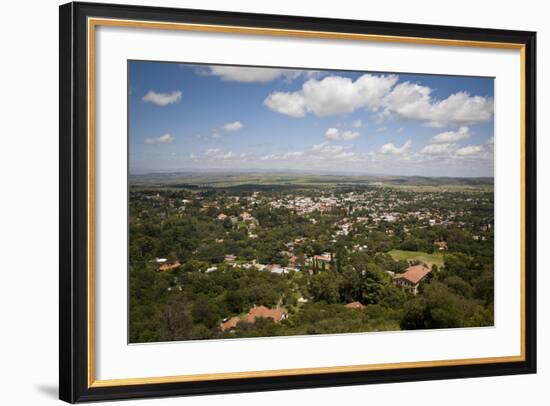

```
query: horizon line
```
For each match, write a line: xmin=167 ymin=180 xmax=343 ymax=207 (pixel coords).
xmin=128 ymin=169 xmax=494 ymax=179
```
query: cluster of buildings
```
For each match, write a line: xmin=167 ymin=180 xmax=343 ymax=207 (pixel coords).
xmin=222 ymin=256 xmax=301 ymax=274
xmin=270 ymin=196 xmax=341 ymax=215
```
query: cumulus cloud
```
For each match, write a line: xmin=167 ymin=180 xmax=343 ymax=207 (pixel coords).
xmin=310 ymin=142 xmax=357 ymax=161
xmin=325 ymin=127 xmax=360 ymax=141
xmin=144 ymin=133 xmax=175 ymax=144
xmin=265 ymin=74 xmax=398 ymax=117
xmin=418 ymin=142 xmax=489 ymax=162
xmin=427 ymin=92 xmax=493 ymax=127
xmin=383 ymin=83 xmax=493 ymax=127
xmin=351 ymin=119 xmax=363 ymax=128
xmin=420 ymin=143 xmax=457 ymax=155
xmin=264 ymin=74 xmax=493 ymax=127
xmin=203 ymin=66 xmax=300 ymax=83
xmin=142 ymin=90 xmax=182 ymax=106
xmin=379 ymin=140 xmax=412 ymax=155
xmin=222 ymin=121 xmax=243 ymax=132
xmin=456 ymin=145 xmax=484 ymax=156
xmin=264 ymin=91 xmax=307 ymax=117
xmin=431 ymin=126 xmax=471 ymax=143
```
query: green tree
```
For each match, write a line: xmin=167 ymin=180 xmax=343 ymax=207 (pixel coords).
xmin=400 ymin=282 xmax=464 ymax=330
xmin=192 ymin=295 xmax=221 ymax=328
xmin=309 ymin=272 xmax=340 ymax=304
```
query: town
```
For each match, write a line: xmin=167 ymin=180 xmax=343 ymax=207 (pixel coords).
xmin=129 ymin=173 xmax=494 ymax=342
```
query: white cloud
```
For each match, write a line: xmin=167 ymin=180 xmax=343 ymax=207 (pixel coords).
xmin=456 ymin=145 xmax=484 ymax=156
xmin=204 ymin=66 xmax=300 ymax=83
xmin=142 ymin=90 xmax=182 ymax=106
xmin=204 ymin=148 xmax=237 ymax=160
xmin=312 ymin=142 xmax=346 ymax=155
xmin=428 ymin=92 xmax=493 ymax=127
xmin=420 ymin=143 xmax=457 ymax=155
xmin=382 ymin=82 xmax=431 ymax=121
xmin=284 ymin=151 xmax=305 ymax=158
xmin=334 ymin=151 xmax=356 ymax=160
xmin=261 ymin=151 xmax=305 ymax=161
xmin=310 ymin=142 xmax=357 ymax=161
xmin=351 ymin=119 xmax=363 ymax=128
xmin=264 ymin=91 xmax=307 ymax=117
xmin=383 ymin=83 xmax=493 ymax=127
xmin=264 ymin=75 xmax=492 ymax=127
xmin=417 ymin=142 xmax=489 ymax=161
xmin=144 ymin=133 xmax=175 ymax=144
xmin=431 ymin=126 xmax=471 ymax=143
xmin=264 ymin=74 xmax=398 ymax=117
xmin=379 ymin=140 xmax=412 ymax=155
xmin=222 ymin=121 xmax=243 ymax=132
xmin=325 ymin=127 xmax=360 ymax=141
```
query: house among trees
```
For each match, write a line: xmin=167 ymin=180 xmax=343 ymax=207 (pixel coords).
xmin=345 ymin=301 xmax=366 ymax=310
xmin=245 ymin=305 xmax=287 ymax=324
xmin=158 ymin=261 xmax=181 ymax=272
xmin=224 ymin=254 xmax=237 ymax=263
xmin=314 ymin=252 xmax=333 ymax=263
xmin=433 ymin=239 xmax=448 ymax=250
xmin=220 ymin=306 xmax=287 ymax=332
xmin=265 ymin=264 xmax=285 ymax=274
xmin=220 ymin=316 xmax=240 ymax=332
xmin=392 ymin=264 xmax=432 ymax=295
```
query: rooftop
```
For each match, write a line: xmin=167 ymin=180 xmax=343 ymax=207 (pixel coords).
xmin=245 ymin=306 xmax=286 ymax=324
xmin=394 ymin=264 xmax=431 ymax=285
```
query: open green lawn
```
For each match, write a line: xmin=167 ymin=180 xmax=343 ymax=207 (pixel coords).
xmin=388 ymin=249 xmax=445 ymax=268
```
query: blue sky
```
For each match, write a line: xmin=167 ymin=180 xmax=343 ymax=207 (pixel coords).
xmin=129 ymin=61 xmax=494 ymax=177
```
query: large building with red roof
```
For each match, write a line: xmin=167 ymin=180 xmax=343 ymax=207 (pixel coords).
xmin=392 ymin=264 xmax=432 ymax=295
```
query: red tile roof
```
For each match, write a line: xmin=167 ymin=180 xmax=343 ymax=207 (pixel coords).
xmin=158 ymin=261 xmax=181 ymax=272
xmin=345 ymin=301 xmax=366 ymax=310
xmin=245 ymin=306 xmax=285 ymax=324
xmin=394 ymin=265 xmax=431 ymax=285
xmin=220 ymin=316 xmax=240 ymax=331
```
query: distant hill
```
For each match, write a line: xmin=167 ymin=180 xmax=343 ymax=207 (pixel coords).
xmin=129 ymin=171 xmax=493 ymax=191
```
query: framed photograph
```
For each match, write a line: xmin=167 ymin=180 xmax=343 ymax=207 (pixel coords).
xmin=59 ymin=2 xmax=536 ymax=403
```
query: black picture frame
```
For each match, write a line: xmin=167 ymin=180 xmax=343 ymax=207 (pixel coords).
xmin=59 ymin=1 xmax=537 ymax=403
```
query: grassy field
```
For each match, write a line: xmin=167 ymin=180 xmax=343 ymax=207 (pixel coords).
xmin=388 ymin=249 xmax=445 ymax=268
